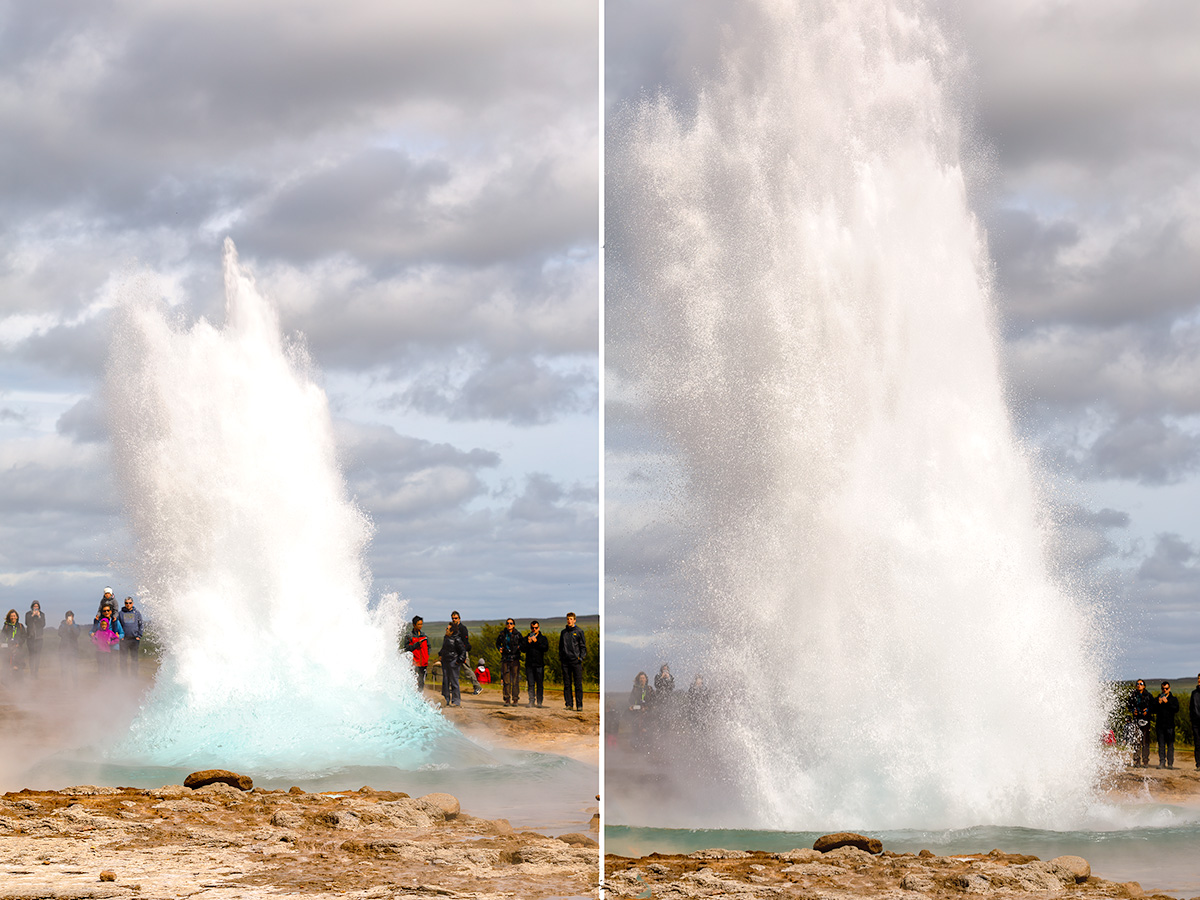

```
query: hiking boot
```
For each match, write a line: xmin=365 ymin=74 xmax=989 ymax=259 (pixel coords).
xmin=473 ymin=687 xmax=482 ymax=695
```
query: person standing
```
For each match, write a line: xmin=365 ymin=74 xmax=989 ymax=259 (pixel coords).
xmin=437 ymin=623 xmax=466 ymax=708
xmin=58 ymin=611 xmax=81 ymax=687
xmin=655 ymin=663 xmax=675 ymax=695
xmin=1191 ymin=674 xmax=1200 ymax=769
xmin=559 ymin=612 xmax=587 ymax=711
xmin=524 ymin=620 xmax=549 ymax=707
xmin=495 ymin=618 xmax=523 ymax=706
xmin=450 ymin=611 xmax=482 ymax=695
xmin=2 ymin=609 xmax=25 ymax=682
xmin=24 ymin=601 xmax=46 ymax=678
xmin=402 ymin=616 xmax=430 ymax=692
xmin=1154 ymin=681 xmax=1180 ymax=769
xmin=116 ymin=597 xmax=144 ymax=679
xmin=91 ymin=599 xmax=124 ymax=675
xmin=1127 ymin=679 xmax=1153 ymax=768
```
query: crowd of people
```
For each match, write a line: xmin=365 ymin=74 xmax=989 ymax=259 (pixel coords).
xmin=623 ymin=664 xmax=710 ymax=749
xmin=1 ymin=588 xmax=145 ymax=687
xmin=402 ymin=611 xmax=589 ymax=710
xmin=1125 ymin=677 xmax=1200 ymax=769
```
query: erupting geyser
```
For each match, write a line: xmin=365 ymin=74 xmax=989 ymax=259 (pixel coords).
xmin=104 ymin=239 xmax=454 ymax=772
xmin=609 ymin=0 xmax=1110 ymax=829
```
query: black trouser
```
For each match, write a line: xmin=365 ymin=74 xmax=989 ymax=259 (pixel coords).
xmin=1157 ymin=727 xmax=1175 ymax=767
xmin=414 ymin=666 xmax=426 ymax=692
xmin=27 ymin=639 xmax=42 ymax=677
xmin=119 ymin=639 xmax=139 ymax=677
xmin=562 ymin=659 xmax=583 ymax=709
xmin=1133 ymin=723 xmax=1152 ymax=765
xmin=500 ymin=658 xmax=520 ymax=704
xmin=1193 ymin=726 xmax=1200 ymax=767
xmin=526 ymin=665 xmax=544 ymax=705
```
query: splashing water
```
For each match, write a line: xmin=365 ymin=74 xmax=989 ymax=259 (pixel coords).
xmin=608 ymin=0 xmax=1112 ymax=830
xmin=103 ymin=239 xmax=457 ymax=773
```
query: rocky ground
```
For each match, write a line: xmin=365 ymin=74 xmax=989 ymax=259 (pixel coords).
xmin=0 ymin=781 xmax=598 ymax=899
xmin=603 ymin=845 xmax=1158 ymax=900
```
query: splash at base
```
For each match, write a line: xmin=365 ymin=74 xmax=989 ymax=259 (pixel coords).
xmin=104 ymin=239 xmax=454 ymax=773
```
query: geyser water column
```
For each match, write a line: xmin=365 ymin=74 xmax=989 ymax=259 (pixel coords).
xmin=608 ymin=1 xmax=1111 ymax=829
xmin=103 ymin=239 xmax=455 ymax=772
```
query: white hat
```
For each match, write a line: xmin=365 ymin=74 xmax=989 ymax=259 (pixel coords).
xmin=478 ymin=658 xmax=486 ymax=666
xmin=104 ymin=586 xmax=113 ymax=594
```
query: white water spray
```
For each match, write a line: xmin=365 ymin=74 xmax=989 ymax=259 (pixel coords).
xmin=609 ymin=0 xmax=1110 ymax=830
xmin=104 ymin=240 xmax=453 ymax=772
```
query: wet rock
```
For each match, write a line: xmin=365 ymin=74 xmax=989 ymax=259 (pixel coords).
xmin=918 ymin=849 xmax=935 ymax=858
xmin=1051 ymin=855 xmax=1091 ymax=883
xmin=418 ymin=792 xmax=460 ymax=818
xmin=952 ymin=872 xmax=990 ymax=893
xmin=814 ymin=831 xmax=883 ymax=854
xmin=824 ymin=845 xmax=876 ymax=866
xmin=687 ymin=849 xmax=750 ymax=859
xmin=98 ymin=871 xmax=115 ymax=882
xmin=183 ymin=770 xmax=253 ymax=791
xmin=1119 ymin=881 xmax=1144 ymax=897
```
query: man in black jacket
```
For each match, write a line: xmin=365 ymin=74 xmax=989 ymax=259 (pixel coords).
xmin=523 ymin=620 xmax=550 ymax=708
xmin=450 ymin=611 xmax=482 ymax=695
xmin=1128 ymin=680 xmax=1152 ymax=767
xmin=1192 ymin=675 xmax=1200 ymax=769
xmin=1154 ymin=681 xmax=1180 ymax=769
xmin=495 ymin=618 xmax=523 ymax=706
xmin=559 ymin=612 xmax=586 ymax=711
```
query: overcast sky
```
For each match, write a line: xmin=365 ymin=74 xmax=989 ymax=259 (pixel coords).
xmin=605 ymin=0 xmax=1200 ymax=681
xmin=0 ymin=1 xmax=599 ymax=625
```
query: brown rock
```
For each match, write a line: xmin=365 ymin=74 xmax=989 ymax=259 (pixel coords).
xmin=813 ymin=832 xmax=883 ymax=854
xmin=557 ymin=832 xmax=599 ymax=847
xmin=918 ymin=849 xmax=935 ymax=858
xmin=1050 ymin=855 xmax=1091 ymax=883
xmin=419 ymin=792 xmax=460 ymax=818
xmin=288 ymin=786 xmax=304 ymax=794
xmin=183 ymin=769 xmax=253 ymax=791
xmin=1119 ymin=881 xmax=1144 ymax=897
xmin=99 ymin=871 xmax=116 ymax=882
xmin=589 ymin=812 xmax=600 ymax=832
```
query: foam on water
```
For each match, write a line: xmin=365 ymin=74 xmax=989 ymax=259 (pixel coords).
xmin=103 ymin=240 xmax=456 ymax=774
xmin=608 ymin=0 xmax=1111 ymax=830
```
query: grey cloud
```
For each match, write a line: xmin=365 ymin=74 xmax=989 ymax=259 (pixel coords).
xmin=57 ymin=395 xmax=107 ymax=443
xmin=398 ymin=356 xmax=597 ymax=427
xmin=1091 ymin=418 xmax=1200 ymax=485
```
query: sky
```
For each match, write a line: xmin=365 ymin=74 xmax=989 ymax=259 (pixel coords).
xmin=605 ymin=0 xmax=1200 ymax=682
xmin=0 ymin=1 xmax=599 ymax=624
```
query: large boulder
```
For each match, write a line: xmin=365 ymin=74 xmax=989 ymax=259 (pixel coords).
xmin=418 ymin=792 xmax=460 ymax=818
xmin=813 ymin=832 xmax=883 ymax=854
xmin=1050 ymin=855 xmax=1091 ymax=883
xmin=183 ymin=770 xmax=253 ymax=791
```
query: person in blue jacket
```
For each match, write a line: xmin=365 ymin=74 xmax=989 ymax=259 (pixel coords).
xmin=117 ymin=596 xmax=144 ymax=679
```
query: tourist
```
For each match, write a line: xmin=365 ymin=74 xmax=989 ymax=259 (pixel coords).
xmin=437 ymin=623 xmax=466 ymax=708
xmin=24 ymin=601 xmax=46 ymax=678
xmin=474 ymin=657 xmax=492 ymax=684
xmin=628 ymin=671 xmax=653 ymax=748
xmin=559 ymin=612 xmax=587 ymax=711
xmin=1192 ymin=674 xmax=1200 ymax=769
xmin=58 ymin=611 xmax=81 ymax=687
xmin=96 ymin=586 xmax=115 ymax=618
xmin=1127 ymin=679 xmax=1152 ymax=767
xmin=495 ymin=618 xmax=522 ymax=706
xmin=1154 ymin=681 xmax=1179 ymax=769
xmin=524 ymin=620 xmax=549 ymax=708
xmin=402 ymin=616 xmax=430 ymax=692
xmin=117 ymin=596 xmax=144 ymax=679
xmin=2 ymin=609 xmax=26 ymax=681
xmin=449 ymin=611 xmax=482 ymax=695
xmin=91 ymin=600 xmax=124 ymax=674
xmin=654 ymin=663 xmax=675 ymax=695
xmin=686 ymin=673 xmax=710 ymax=726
